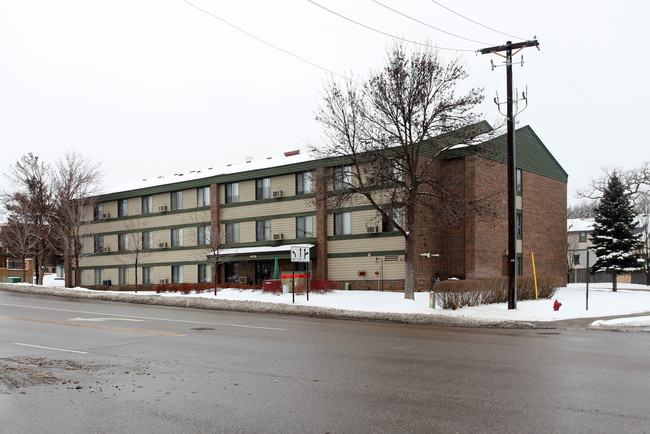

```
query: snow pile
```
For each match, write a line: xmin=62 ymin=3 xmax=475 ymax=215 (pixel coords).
xmin=6 ymin=280 xmax=650 ymax=328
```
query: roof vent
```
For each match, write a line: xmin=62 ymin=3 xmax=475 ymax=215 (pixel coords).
xmin=284 ymin=150 xmax=300 ymax=157
xmin=245 ymin=157 xmax=253 ymax=163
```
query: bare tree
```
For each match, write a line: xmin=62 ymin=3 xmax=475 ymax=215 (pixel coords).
xmin=578 ymin=162 xmax=650 ymax=205
xmin=116 ymin=220 xmax=152 ymax=293
xmin=567 ymin=201 xmax=596 ymax=219
xmin=635 ymin=195 xmax=650 ymax=286
xmin=0 ymin=194 xmax=39 ymax=282
xmin=313 ymin=41 xmax=486 ymax=299
xmin=51 ymin=152 xmax=102 ymax=287
xmin=3 ymin=153 xmax=54 ymax=284
xmin=566 ymin=238 xmax=580 ymax=283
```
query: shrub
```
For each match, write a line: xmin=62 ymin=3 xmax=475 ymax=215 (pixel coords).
xmin=154 ymin=282 xmax=261 ymax=294
xmin=434 ymin=276 xmax=562 ymax=309
xmin=310 ymin=279 xmax=336 ymax=294
xmin=262 ymin=279 xmax=282 ymax=294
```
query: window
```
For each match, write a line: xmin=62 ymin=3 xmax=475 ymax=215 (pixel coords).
xmin=171 ymin=191 xmax=183 ymax=210
xmin=333 ymin=166 xmax=352 ymax=190
xmin=256 ymin=220 xmax=271 ymax=241
xmin=94 ymin=235 xmax=104 ymax=253
xmin=516 ymin=168 xmax=523 ymax=195
xmin=118 ymin=199 xmax=128 ymax=217
xmin=225 ymin=262 xmax=239 ymax=283
xmin=516 ymin=211 xmax=522 ymax=239
xmin=94 ymin=203 xmax=103 ymax=220
xmin=94 ymin=269 xmax=104 ymax=285
xmin=296 ymin=216 xmax=313 ymax=238
xmin=171 ymin=228 xmax=183 ymax=247
xmin=382 ymin=207 xmax=403 ymax=232
xmin=142 ymin=266 xmax=153 ymax=285
xmin=198 ymin=264 xmax=211 ymax=283
xmin=225 ymin=223 xmax=239 ymax=243
xmin=296 ymin=172 xmax=313 ymax=195
xmin=256 ymin=178 xmax=271 ymax=200
xmin=579 ymin=231 xmax=587 ymax=242
xmin=142 ymin=231 xmax=153 ymax=249
xmin=118 ymin=267 xmax=128 ymax=285
xmin=197 ymin=186 xmax=210 ymax=207
xmin=334 ymin=212 xmax=352 ymax=235
xmin=118 ymin=233 xmax=128 ymax=251
xmin=172 ymin=265 xmax=184 ymax=284
xmin=142 ymin=195 xmax=153 ymax=214
xmin=225 ymin=183 xmax=239 ymax=203
xmin=197 ymin=225 xmax=211 ymax=245
xmin=573 ymin=254 xmax=581 ymax=265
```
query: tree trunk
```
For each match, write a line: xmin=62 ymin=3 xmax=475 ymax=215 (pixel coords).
xmin=404 ymin=235 xmax=415 ymax=300
xmin=64 ymin=252 xmax=73 ymax=288
xmin=75 ymin=256 xmax=80 ymax=288
xmin=134 ymin=258 xmax=139 ymax=293
xmin=612 ymin=272 xmax=617 ymax=292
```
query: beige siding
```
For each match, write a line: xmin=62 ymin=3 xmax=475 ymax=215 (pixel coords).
xmin=102 ymin=201 xmax=117 ymax=219
xmin=239 ymin=221 xmax=256 ymax=243
xmin=239 ymin=180 xmax=256 ymax=202
xmin=328 ymin=237 xmax=404 ymax=254
xmin=129 ymin=197 xmax=142 ymax=215
xmin=328 ymin=256 xmax=405 ymax=281
xmin=271 ymin=174 xmax=295 ymax=197
xmin=223 ymin=198 xmax=313 ymax=220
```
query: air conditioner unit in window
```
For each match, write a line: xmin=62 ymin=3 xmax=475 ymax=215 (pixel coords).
xmin=272 ymin=233 xmax=284 ymax=240
xmin=158 ymin=242 xmax=168 ymax=248
xmin=159 ymin=278 xmax=168 ymax=284
xmin=238 ymin=276 xmax=248 ymax=284
xmin=366 ymin=226 xmax=378 ymax=233
xmin=102 ymin=213 xmax=111 ymax=219
xmin=272 ymin=190 xmax=283 ymax=198
xmin=159 ymin=205 xmax=168 ymax=212
xmin=102 ymin=247 xmax=111 ymax=252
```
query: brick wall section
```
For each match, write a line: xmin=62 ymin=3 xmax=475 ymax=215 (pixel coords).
xmin=468 ymin=157 xmax=509 ymax=278
xmin=521 ymin=172 xmax=567 ymax=282
xmin=314 ymin=167 xmax=328 ymax=280
xmin=412 ymin=159 xmax=444 ymax=291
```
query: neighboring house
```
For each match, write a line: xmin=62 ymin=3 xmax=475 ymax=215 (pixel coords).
xmin=567 ymin=218 xmax=595 ymax=283
xmin=0 ymin=224 xmax=35 ymax=283
xmin=567 ymin=217 xmax=647 ymax=284
xmin=79 ymin=124 xmax=567 ymax=291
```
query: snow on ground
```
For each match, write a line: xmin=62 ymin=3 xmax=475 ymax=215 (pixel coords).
xmin=37 ymin=275 xmax=650 ymax=328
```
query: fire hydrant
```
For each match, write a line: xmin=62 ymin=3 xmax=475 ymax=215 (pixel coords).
xmin=553 ymin=299 xmax=562 ymax=311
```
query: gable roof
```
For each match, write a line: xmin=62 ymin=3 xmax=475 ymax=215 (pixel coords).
xmin=442 ymin=125 xmax=568 ymax=183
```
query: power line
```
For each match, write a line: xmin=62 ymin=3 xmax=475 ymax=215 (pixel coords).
xmin=308 ymin=0 xmax=475 ymax=52
xmin=371 ymin=0 xmax=492 ymax=45
xmin=181 ymin=0 xmax=352 ymax=82
xmin=540 ymin=50 xmax=646 ymax=153
xmin=428 ymin=0 xmax=526 ymax=41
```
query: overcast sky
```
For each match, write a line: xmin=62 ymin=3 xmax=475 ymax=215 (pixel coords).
xmin=1 ymin=0 xmax=647 ymax=206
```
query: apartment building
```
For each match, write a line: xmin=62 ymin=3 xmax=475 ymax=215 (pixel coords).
xmin=80 ymin=123 xmax=568 ymax=291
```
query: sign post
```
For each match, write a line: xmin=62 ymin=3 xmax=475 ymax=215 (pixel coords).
xmin=290 ymin=245 xmax=311 ymax=303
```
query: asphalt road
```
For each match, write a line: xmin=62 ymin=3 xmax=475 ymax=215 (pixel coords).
xmin=1 ymin=290 xmax=649 ymax=433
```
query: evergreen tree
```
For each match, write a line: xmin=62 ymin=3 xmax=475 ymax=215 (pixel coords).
xmin=590 ymin=174 xmax=643 ymax=291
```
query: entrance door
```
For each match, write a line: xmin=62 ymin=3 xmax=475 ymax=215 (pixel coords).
xmin=255 ymin=261 xmax=273 ymax=285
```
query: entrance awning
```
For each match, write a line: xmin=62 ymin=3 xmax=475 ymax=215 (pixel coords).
xmin=207 ymin=244 xmax=314 ymax=261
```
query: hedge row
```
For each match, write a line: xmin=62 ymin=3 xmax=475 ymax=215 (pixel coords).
xmin=261 ymin=279 xmax=336 ymax=294
xmin=154 ymin=282 xmax=261 ymax=294
xmin=434 ymin=276 xmax=563 ymax=310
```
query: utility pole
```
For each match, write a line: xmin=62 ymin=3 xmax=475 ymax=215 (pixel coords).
xmin=478 ymin=39 xmax=539 ymax=310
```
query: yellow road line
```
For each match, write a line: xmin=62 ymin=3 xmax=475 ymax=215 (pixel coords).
xmin=0 ymin=316 xmax=185 ymax=337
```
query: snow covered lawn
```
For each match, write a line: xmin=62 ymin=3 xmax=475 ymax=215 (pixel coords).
xmin=38 ymin=276 xmax=650 ymax=328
